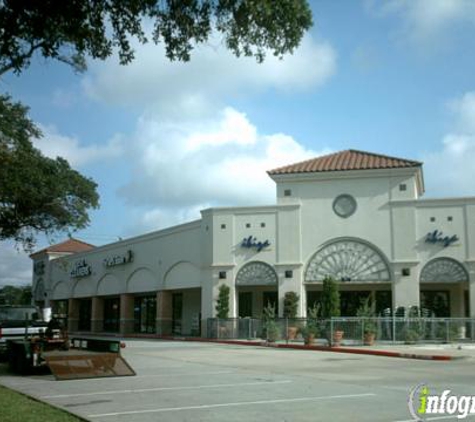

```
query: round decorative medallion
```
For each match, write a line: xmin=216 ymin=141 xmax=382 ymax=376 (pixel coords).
xmin=333 ymin=194 xmax=357 ymax=218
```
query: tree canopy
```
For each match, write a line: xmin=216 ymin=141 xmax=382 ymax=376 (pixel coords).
xmin=0 ymin=95 xmax=99 ymax=250
xmin=0 ymin=285 xmax=32 ymax=306
xmin=0 ymin=1 xmax=313 ymax=250
xmin=0 ymin=0 xmax=313 ymax=76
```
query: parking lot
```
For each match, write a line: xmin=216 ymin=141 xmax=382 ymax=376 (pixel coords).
xmin=1 ymin=340 xmax=475 ymax=421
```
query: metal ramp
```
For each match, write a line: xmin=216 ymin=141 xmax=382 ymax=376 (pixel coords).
xmin=44 ymin=338 xmax=135 ymax=380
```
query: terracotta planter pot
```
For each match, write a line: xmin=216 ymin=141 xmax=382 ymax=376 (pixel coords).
xmin=304 ymin=333 xmax=315 ymax=345
xmin=363 ymin=332 xmax=376 ymax=346
xmin=218 ymin=326 xmax=228 ymax=338
xmin=287 ymin=326 xmax=298 ymax=340
xmin=332 ymin=330 xmax=344 ymax=347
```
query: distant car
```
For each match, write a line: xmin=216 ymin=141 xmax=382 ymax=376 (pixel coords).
xmin=0 ymin=306 xmax=48 ymax=356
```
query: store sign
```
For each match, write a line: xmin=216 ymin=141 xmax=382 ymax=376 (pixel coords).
xmin=70 ymin=259 xmax=91 ymax=278
xmin=103 ymin=250 xmax=134 ymax=267
xmin=241 ymin=236 xmax=271 ymax=252
xmin=425 ymin=230 xmax=459 ymax=248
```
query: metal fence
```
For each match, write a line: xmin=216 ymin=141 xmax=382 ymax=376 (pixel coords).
xmin=207 ymin=317 xmax=475 ymax=345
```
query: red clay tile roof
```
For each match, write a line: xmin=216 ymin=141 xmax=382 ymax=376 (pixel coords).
xmin=267 ymin=149 xmax=422 ymax=175
xmin=30 ymin=238 xmax=95 ymax=258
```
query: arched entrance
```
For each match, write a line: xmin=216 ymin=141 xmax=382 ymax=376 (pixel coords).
xmin=420 ymin=258 xmax=468 ymax=317
xmin=305 ymin=239 xmax=392 ymax=316
xmin=235 ymin=261 xmax=278 ymax=318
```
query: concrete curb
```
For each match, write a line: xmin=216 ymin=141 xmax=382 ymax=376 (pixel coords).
xmin=71 ymin=332 xmax=463 ymax=361
xmin=207 ymin=339 xmax=456 ymax=361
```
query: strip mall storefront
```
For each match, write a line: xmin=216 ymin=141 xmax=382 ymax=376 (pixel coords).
xmin=31 ymin=150 xmax=475 ymax=337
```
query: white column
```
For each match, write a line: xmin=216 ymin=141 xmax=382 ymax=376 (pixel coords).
xmin=392 ymin=265 xmax=420 ymax=311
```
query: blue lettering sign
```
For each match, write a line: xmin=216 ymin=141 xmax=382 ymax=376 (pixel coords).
xmin=425 ymin=230 xmax=459 ymax=248
xmin=241 ymin=236 xmax=271 ymax=252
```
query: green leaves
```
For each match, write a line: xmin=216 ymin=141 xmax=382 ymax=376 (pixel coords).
xmin=321 ymin=276 xmax=340 ymax=318
xmin=0 ymin=0 xmax=313 ymax=75
xmin=0 ymin=96 xmax=99 ymax=251
xmin=215 ymin=284 xmax=230 ymax=318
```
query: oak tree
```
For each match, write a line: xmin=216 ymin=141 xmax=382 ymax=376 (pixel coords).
xmin=0 ymin=95 xmax=99 ymax=250
xmin=0 ymin=0 xmax=313 ymax=76
xmin=0 ymin=1 xmax=312 ymax=249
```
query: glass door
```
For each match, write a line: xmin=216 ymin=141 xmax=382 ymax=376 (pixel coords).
xmin=238 ymin=292 xmax=253 ymax=318
xmin=78 ymin=299 xmax=92 ymax=331
xmin=134 ymin=296 xmax=157 ymax=333
xmin=172 ymin=293 xmax=183 ymax=335
xmin=103 ymin=297 xmax=120 ymax=332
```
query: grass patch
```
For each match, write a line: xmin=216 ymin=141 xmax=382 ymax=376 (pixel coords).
xmin=0 ymin=384 xmax=84 ymax=422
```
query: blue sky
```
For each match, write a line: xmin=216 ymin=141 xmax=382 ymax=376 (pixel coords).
xmin=2 ymin=0 xmax=475 ymax=286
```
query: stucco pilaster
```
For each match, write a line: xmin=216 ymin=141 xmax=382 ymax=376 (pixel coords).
xmin=91 ymin=296 xmax=104 ymax=333
xmin=120 ymin=294 xmax=134 ymax=335
xmin=392 ymin=264 xmax=420 ymax=310
xmin=467 ymin=262 xmax=475 ymax=318
xmin=156 ymin=290 xmax=172 ymax=335
xmin=67 ymin=298 xmax=79 ymax=332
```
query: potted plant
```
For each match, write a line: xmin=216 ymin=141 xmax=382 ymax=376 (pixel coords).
xmin=321 ymin=276 xmax=343 ymax=346
xmin=283 ymin=291 xmax=299 ymax=340
xmin=263 ymin=303 xmax=280 ymax=343
xmin=300 ymin=303 xmax=320 ymax=345
xmin=403 ymin=327 xmax=420 ymax=344
xmin=215 ymin=284 xmax=230 ymax=338
xmin=356 ymin=295 xmax=377 ymax=346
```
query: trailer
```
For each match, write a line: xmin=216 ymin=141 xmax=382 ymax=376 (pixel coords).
xmin=0 ymin=306 xmax=48 ymax=356
xmin=7 ymin=334 xmax=135 ymax=380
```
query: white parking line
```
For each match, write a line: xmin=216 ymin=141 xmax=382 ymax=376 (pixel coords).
xmin=88 ymin=393 xmax=377 ymax=418
xmin=43 ymin=380 xmax=292 ymax=399
xmin=2 ymin=370 xmax=236 ymax=387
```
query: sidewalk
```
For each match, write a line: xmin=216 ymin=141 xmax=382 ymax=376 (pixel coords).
xmin=210 ymin=339 xmax=475 ymax=361
xmin=71 ymin=332 xmax=475 ymax=361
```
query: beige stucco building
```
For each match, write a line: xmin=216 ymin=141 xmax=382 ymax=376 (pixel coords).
xmin=31 ymin=150 xmax=475 ymax=336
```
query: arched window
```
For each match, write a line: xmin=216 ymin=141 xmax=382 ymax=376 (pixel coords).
xmin=305 ymin=239 xmax=391 ymax=282
xmin=236 ymin=262 xmax=278 ymax=286
xmin=420 ymin=258 xmax=468 ymax=283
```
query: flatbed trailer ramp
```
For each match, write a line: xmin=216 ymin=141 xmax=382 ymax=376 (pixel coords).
xmin=7 ymin=336 xmax=135 ymax=380
xmin=44 ymin=349 xmax=135 ymax=380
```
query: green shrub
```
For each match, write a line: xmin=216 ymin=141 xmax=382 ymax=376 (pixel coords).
xmin=215 ymin=285 xmax=230 ymax=319
xmin=283 ymin=291 xmax=299 ymax=318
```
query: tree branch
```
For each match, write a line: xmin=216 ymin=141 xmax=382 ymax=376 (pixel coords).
xmin=0 ymin=42 xmax=45 ymax=76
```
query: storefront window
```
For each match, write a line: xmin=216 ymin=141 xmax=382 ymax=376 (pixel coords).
xmin=375 ymin=291 xmax=392 ymax=315
xmin=172 ymin=293 xmax=183 ymax=334
xmin=134 ymin=296 xmax=157 ymax=334
xmin=103 ymin=297 xmax=120 ymax=332
xmin=238 ymin=292 xmax=252 ymax=318
xmin=52 ymin=300 xmax=68 ymax=329
xmin=262 ymin=291 xmax=278 ymax=314
xmin=420 ymin=291 xmax=450 ymax=317
xmin=78 ymin=299 xmax=92 ymax=331
xmin=306 ymin=290 xmax=392 ymax=317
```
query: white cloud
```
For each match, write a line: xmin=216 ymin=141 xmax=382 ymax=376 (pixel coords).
xmin=34 ymin=125 xmax=124 ymax=167
xmin=80 ymin=30 xmax=335 ymax=233
xmin=82 ymin=34 xmax=336 ymax=113
xmin=0 ymin=243 xmax=31 ymax=287
xmin=120 ymin=107 xmax=328 ymax=232
xmin=366 ymin=0 xmax=475 ymax=47
xmin=423 ymin=91 xmax=475 ymax=196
